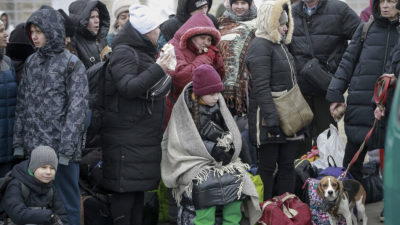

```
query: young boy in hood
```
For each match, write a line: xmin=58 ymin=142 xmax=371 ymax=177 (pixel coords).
xmin=13 ymin=7 xmax=89 ymax=225
xmin=0 ymin=146 xmax=69 ymax=225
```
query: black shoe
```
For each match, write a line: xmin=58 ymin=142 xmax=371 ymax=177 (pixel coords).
xmin=380 ymin=209 xmax=384 ymax=222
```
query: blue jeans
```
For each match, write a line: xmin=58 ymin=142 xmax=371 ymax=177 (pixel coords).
xmin=53 ymin=162 xmax=81 ymax=225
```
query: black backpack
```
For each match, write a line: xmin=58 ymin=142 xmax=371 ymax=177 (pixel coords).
xmin=85 ymin=45 xmax=139 ymax=139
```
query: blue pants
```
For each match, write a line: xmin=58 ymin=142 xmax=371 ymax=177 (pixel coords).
xmin=53 ymin=162 xmax=81 ymax=225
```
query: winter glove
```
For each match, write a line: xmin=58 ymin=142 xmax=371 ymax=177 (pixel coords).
xmin=267 ymin=126 xmax=280 ymax=136
xmin=51 ymin=213 xmax=63 ymax=225
xmin=211 ymin=145 xmax=233 ymax=166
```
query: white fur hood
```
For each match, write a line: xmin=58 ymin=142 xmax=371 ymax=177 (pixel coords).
xmin=255 ymin=0 xmax=294 ymax=44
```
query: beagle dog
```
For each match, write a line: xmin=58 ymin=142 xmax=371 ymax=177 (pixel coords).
xmin=317 ymin=176 xmax=367 ymax=225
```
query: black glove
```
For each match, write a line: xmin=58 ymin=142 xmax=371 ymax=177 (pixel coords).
xmin=211 ymin=145 xmax=233 ymax=165
xmin=267 ymin=126 xmax=280 ymax=136
xmin=51 ymin=213 xmax=63 ymax=225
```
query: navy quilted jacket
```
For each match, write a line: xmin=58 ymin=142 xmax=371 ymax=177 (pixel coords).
xmin=326 ymin=0 xmax=399 ymax=145
xmin=0 ymin=55 xmax=17 ymax=164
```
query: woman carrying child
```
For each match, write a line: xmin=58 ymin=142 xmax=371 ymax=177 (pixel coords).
xmin=161 ymin=65 xmax=261 ymax=225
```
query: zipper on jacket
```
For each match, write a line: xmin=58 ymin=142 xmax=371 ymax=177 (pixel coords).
xmin=382 ymin=25 xmax=391 ymax=75
xmin=256 ymin=107 xmax=261 ymax=148
xmin=0 ymin=70 xmax=8 ymax=152
xmin=216 ymin=175 xmax=226 ymax=203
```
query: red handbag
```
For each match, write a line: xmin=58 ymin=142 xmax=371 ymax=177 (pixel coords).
xmin=258 ymin=193 xmax=312 ymax=225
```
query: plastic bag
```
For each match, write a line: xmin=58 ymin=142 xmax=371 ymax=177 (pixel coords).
xmin=160 ymin=43 xmax=177 ymax=71
xmin=313 ymin=124 xmax=345 ymax=169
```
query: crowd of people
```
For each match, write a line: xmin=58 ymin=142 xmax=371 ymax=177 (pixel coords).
xmin=0 ymin=0 xmax=396 ymax=224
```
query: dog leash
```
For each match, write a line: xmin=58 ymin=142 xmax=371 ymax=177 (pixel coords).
xmin=338 ymin=76 xmax=393 ymax=181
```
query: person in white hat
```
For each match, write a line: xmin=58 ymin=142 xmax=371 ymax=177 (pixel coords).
xmin=100 ymin=4 xmax=172 ymax=225
xmin=106 ymin=0 xmax=140 ymax=47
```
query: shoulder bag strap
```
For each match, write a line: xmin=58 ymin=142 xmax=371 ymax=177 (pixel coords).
xmin=326 ymin=45 xmax=341 ymax=64
xmin=24 ymin=53 xmax=36 ymax=76
xmin=361 ymin=21 xmax=374 ymax=44
xmin=302 ymin=17 xmax=340 ymax=70
xmin=65 ymin=54 xmax=79 ymax=85
xmin=19 ymin=181 xmax=30 ymax=202
xmin=302 ymin=17 xmax=315 ymax=59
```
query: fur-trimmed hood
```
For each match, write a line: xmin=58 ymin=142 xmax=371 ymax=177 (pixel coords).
xmin=173 ymin=13 xmax=221 ymax=49
xmin=255 ymin=0 xmax=293 ymax=44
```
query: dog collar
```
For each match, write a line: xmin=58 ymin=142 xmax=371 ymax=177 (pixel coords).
xmin=322 ymin=192 xmax=342 ymax=218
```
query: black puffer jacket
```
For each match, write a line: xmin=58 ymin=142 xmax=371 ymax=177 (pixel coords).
xmin=100 ymin=21 xmax=166 ymax=193
xmin=159 ymin=0 xmax=218 ymax=43
xmin=69 ymin=0 xmax=110 ymax=69
xmin=289 ymin=0 xmax=360 ymax=95
xmin=326 ymin=0 xmax=399 ymax=146
xmin=0 ymin=160 xmax=69 ymax=224
xmin=246 ymin=0 xmax=306 ymax=147
xmin=247 ymin=39 xmax=306 ymax=146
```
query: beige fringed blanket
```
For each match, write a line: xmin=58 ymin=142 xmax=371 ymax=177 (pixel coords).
xmin=161 ymin=83 xmax=262 ymax=224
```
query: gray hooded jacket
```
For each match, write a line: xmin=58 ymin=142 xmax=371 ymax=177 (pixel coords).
xmin=13 ymin=8 xmax=89 ymax=163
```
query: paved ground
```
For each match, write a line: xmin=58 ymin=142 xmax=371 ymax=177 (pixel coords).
xmin=158 ymin=200 xmax=383 ymax=224
xmin=365 ymin=200 xmax=384 ymax=225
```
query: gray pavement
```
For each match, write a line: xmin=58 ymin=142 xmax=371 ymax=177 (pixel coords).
xmin=158 ymin=200 xmax=384 ymax=225
xmin=365 ymin=200 xmax=384 ymax=225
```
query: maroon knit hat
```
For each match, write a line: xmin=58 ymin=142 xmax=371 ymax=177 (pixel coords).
xmin=193 ymin=65 xmax=224 ymax=96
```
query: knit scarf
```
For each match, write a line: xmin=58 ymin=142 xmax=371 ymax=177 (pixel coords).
xmin=161 ymin=83 xmax=262 ymax=224
xmin=222 ymin=5 xmax=257 ymax=22
xmin=217 ymin=16 xmax=257 ymax=115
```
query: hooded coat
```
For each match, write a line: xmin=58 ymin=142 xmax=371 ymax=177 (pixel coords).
xmin=164 ymin=13 xmax=225 ymax=129
xmin=246 ymin=0 xmax=305 ymax=146
xmin=159 ymin=0 xmax=218 ymax=44
xmin=289 ymin=0 xmax=361 ymax=96
xmin=100 ymin=20 xmax=166 ymax=193
xmin=0 ymin=50 xmax=17 ymax=165
xmin=13 ymin=8 xmax=89 ymax=163
xmin=0 ymin=12 xmax=14 ymax=41
xmin=0 ymin=160 xmax=69 ymax=224
xmin=69 ymin=0 xmax=110 ymax=69
xmin=6 ymin=23 xmax=35 ymax=84
xmin=326 ymin=0 xmax=399 ymax=146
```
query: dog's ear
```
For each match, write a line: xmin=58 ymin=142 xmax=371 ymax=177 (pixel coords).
xmin=316 ymin=180 xmax=325 ymax=198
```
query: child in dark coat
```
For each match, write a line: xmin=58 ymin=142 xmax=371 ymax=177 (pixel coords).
xmin=0 ymin=146 xmax=69 ymax=225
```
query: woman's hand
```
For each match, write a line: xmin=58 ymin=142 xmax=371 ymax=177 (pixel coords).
xmin=329 ymin=102 xmax=346 ymax=116
xmin=381 ymin=73 xmax=397 ymax=86
xmin=156 ymin=53 xmax=172 ymax=72
xmin=374 ymin=107 xmax=385 ymax=120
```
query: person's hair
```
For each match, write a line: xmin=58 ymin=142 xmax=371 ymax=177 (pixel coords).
xmin=92 ymin=7 xmax=100 ymax=13
xmin=192 ymin=95 xmax=200 ymax=129
xmin=30 ymin=23 xmax=40 ymax=31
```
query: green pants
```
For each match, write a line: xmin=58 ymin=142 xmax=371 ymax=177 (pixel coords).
xmin=194 ymin=201 xmax=242 ymax=225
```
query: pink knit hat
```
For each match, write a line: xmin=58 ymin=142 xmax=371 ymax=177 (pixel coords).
xmin=193 ymin=65 xmax=224 ymax=96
